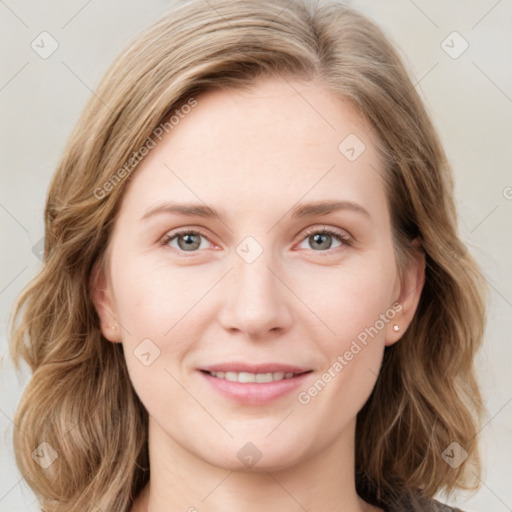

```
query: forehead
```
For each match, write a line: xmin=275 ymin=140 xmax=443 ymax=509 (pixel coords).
xmin=116 ymin=77 xmax=387 ymax=225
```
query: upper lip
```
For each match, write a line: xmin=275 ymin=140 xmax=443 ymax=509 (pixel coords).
xmin=199 ymin=362 xmax=312 ymax=374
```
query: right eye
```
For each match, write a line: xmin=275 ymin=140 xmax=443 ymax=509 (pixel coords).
xmin=160 ymin=229 xmax=213 ymax=253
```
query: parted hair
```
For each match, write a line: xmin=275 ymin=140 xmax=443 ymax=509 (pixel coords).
xmin=9 ymin=0 xmax=487 ymax=510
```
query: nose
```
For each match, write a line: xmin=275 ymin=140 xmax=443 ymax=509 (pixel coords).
xmin=217 ymin=247 xmax=293 ymax=339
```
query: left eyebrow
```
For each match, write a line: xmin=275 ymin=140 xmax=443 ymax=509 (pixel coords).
xmin=140 ymin=199 xmax=371 ymax=222
xmin=289 ymin=199 xmax=371 ymax=219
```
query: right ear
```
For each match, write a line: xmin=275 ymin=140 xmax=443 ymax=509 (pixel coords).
xmin=90 ymin=259 xmax=122 ymax=343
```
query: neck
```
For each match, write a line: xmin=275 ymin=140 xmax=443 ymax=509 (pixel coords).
xmin=132 ymin=417 xmax=379 ymax=512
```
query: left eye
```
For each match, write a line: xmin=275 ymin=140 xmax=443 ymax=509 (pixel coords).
xmin=161 ymin=227 xmax=351 ymax=254
xmin=297 ymin=227 xmax=350 ymax=252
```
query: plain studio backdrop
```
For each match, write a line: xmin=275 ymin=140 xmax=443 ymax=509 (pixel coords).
xmin=0 ymin=1 xmax=511 ymax=511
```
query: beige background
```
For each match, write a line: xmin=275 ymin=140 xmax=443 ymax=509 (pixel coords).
xmin=1 ymin=1 xmax=511 ymax=510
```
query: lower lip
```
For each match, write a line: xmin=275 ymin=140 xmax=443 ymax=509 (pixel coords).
xmin=199 ymin=371 xmax=312 ymax=405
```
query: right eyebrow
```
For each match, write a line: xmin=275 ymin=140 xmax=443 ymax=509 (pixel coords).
xmin=140 ymin=202 xmax=223 ymax=222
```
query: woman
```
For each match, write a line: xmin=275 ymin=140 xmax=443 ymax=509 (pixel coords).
xmin=9 ymin=0 xmax=487 ymax=511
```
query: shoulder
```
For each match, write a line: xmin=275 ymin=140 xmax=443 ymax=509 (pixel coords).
xmin=360 ymin=485 xmax=464 ymax=512
xmin=385 ymin=489 xmax=465 ymax=512
xmin=357 ymin=476 xmax=464 ymax=512
xmin=430 ymin=498 xmax=464 ymax=512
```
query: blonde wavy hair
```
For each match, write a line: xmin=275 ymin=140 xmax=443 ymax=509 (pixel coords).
xmin=9 ymin=0 xmax=487 ymax=510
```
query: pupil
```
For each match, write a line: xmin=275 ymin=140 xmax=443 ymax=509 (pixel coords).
xmin=179 ymin=234 xmax=199 ymax=251
xmin=313 ymin=233 xmax=330 ymax=249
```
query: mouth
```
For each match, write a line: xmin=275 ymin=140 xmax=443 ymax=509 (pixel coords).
xmin=200 ymin=369 xmax=312 ymax=383
xmin=198 ymin=363 xmax=314 ymax=404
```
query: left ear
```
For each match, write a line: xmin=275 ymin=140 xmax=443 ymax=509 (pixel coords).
xmin=385 ymin=238 xmax=426 ymax=346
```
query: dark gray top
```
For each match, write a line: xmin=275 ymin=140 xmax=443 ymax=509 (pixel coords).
xmin=358 ymin=480 xmax=463 ymax=511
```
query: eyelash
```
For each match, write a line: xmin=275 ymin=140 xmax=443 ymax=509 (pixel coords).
xmin=160 ymin=226 xmax=353 ymax=255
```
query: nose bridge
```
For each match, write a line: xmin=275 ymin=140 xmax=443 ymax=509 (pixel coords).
xmin=235 ymin=248 xmax=276 ymax=300
xmin=218 ymin=238 xmax=292 ymax=335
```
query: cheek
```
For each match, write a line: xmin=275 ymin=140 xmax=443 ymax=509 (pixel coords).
xmin=308 ymin=258 xmax=396 ymax=405
xmin=294 ymin=275 xmax=392 ymax=430
xmin=292 ymin=250 xmax=396 ymax=405
xmin=291 ymin=253 xmax=396 ymax=344
xmin=112 ymin=258 xmax=210 ymax=339
xmin=111 ymin=262 xmax=198 ymax=421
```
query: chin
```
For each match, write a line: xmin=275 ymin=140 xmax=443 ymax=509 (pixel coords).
xmin=205 ymin=436 xmax=309 ymax=473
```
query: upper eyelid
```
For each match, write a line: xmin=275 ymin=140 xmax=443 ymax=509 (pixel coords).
xmin=302 ymin=225 xmax=351 ymax=239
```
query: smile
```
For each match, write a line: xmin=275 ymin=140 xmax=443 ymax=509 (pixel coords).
xmin=204 ymin=370 xmax=307 ymax=383
xmin=199 ymin=367 xmax=314 ymax=405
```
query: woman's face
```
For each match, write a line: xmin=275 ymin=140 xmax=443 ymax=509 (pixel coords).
xmin=93 ymin=77 xmax=424 ymax=471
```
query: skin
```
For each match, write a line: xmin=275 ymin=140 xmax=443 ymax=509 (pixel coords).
xmin=92 ymin=77 xmax=425 ymax=512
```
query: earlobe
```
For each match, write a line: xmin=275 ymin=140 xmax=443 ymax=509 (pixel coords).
xmin=90 ymin=260 xmax=122 ymax=343
xmin=385 ymin=240 xmax=426 ymax=346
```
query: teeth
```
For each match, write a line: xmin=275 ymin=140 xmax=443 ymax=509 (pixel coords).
xmin=209 ymin=370 xmax=299 ymax=383
xmin=255 ymin=372 xmax=272 ymax=383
